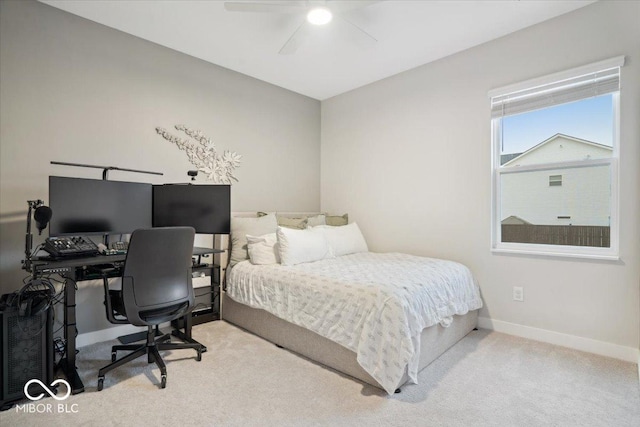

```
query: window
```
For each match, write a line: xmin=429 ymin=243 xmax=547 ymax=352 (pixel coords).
xmin=490 ymin=57 xmax=624 ymax=259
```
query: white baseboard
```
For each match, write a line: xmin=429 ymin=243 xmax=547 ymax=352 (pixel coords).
xmin=478 ymin=317 xmax=639 ymax=364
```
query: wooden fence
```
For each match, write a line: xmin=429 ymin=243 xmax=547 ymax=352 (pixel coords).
xmin=501 ymin=224 xmax=610 ymax=247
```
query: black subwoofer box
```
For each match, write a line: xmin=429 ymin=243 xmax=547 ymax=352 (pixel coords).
xmin=0 ymin=303 xmax=53 ymax=409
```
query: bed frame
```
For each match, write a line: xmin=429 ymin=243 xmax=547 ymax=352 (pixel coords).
xmin=222 ymin=292 xmax=478 ymax=391
xmin=216 ymin=213 xmax=479 ymax=392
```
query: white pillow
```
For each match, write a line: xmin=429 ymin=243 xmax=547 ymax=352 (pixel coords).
xmin=306 ymin=214 xmax=326 ymax=227
xmin=310 ymin=222 xmax=368 ymax=257
xmin=246 ymin=233 xmax=280 ymax=265
xmin=230 ymin=213 xmax=278 ymax=267
xmin=276 ymin=226 xmax=333 ymax=266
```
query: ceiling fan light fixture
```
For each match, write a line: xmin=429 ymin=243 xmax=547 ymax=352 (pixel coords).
xmin=307 ymin=7 xmax=332 ymax=25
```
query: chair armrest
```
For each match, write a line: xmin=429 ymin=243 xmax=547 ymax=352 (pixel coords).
xmin=102 ymin=274 xmax=128 ymax=325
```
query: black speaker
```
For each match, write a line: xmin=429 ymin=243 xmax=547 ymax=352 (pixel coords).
xmin=0 ymin=303 xmax=53 ymax=410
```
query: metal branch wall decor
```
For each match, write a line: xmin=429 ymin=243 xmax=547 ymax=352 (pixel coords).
xmin=156 ymin=125 xmax=242 ymax=184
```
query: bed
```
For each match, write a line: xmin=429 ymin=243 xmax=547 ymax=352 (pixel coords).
xmin=219 ymin=213 xmax=482 ymax=394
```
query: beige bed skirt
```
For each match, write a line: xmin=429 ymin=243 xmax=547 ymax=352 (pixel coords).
xmin=221 ymin=291 xmax=478 ymax=391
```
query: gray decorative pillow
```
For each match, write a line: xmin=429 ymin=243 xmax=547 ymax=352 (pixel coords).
xmin=325 ymin=213 xmax=348 ymax=226
xmin=230 ymin=213 xmax=278 ymax=267
xmin=277 ymin=216 xmax=308 ymax=229
xmin=257 ymin=212 xmax=309 ymax=229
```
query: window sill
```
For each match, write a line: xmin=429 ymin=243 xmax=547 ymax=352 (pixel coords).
xmin=491 ymin=246 xmax=620 ymax=262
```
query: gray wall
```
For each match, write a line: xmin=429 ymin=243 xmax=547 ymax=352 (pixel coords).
xmin=321 ymin=1 xmax=640 ymax=355
xmin=0 ymin=0 xmax=320 ymax=333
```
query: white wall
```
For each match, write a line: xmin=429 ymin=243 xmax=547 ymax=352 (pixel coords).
xmin=501 ymin=165 xmax=611 ymax=226
xmin=0 ymin=0 xmax=320 ymax=333
xmin=321 ymin=1 xmax=640 ymax=358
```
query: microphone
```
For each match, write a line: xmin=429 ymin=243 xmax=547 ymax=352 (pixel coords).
xmin=34 ymin=206 xmax=52 ymax=235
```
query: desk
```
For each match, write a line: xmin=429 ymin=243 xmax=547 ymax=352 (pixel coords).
xmin=30 ymin=247 xmax=218 ymax=395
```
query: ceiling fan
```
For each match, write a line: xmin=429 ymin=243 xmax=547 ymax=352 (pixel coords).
xmin=223 ymin=1 xmax=380 ymax=54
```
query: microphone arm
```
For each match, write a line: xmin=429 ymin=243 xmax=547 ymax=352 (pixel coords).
xmin=23 ymin=200 xmax=43 ymax=272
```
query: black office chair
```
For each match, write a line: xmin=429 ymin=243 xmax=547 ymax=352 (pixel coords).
xmin=97 ymin=227 xmax=203 ymax=391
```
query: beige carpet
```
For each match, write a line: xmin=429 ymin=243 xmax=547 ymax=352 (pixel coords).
xmin=1 ymin=321 xmax=638 ymax=426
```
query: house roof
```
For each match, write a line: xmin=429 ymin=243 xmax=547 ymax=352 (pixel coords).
xmin=502 ymin=133 xmax=612 ymax=167
xmin=500 ymin=152 xmax=523 ymax=165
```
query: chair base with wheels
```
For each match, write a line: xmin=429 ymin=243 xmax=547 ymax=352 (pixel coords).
xmin=97 ymin=325 xmax=203 ymax=391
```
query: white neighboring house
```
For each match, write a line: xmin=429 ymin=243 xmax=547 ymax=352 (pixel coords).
xmin=501 ymin=134 xmax=612 ymax=226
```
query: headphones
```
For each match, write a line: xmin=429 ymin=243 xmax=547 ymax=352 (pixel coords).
xmin=5 ymin=279 xmax=56 ymax=317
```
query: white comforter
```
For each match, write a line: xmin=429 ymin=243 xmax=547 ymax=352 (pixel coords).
xmin=226 ymin=252 xmax=483 ymax=394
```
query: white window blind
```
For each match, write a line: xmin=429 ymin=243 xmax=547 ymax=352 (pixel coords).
xmin=490 ymin=56 xmax=625 ymax=119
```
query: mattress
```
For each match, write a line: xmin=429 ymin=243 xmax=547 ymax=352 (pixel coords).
xmin=226 ymin=252 xmax=483 ymax=394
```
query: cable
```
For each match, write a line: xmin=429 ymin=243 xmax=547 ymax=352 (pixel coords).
xmin=15 ymin=275 xmax=55 ymax=317
xmin=53 ymin=337 xmax=66 ymax=361
xmin=30 ymin=243 xmax=45 ymax=258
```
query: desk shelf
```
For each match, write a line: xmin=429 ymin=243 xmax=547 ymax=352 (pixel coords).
xmin=188 ymin=263 xmax=220 ymax=325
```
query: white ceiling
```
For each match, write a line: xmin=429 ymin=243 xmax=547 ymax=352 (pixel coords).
xmin=40 ymin=0 xmax=595 ymax=101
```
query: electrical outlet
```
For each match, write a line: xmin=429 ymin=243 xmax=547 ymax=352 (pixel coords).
xmin=513 ymin=286 xmax=524 ymax=302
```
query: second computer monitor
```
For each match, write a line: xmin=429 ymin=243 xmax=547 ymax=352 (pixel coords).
xmin=152 ymin=184 xmax=230 ymax=234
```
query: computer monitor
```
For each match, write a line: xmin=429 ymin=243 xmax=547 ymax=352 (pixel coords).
xmin=48 ymin=176 xmax=153 ymax=236
xmin=152 ymin=184 xmax=230 ymax=234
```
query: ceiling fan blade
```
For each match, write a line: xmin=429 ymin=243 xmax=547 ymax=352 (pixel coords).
xmin=327 ymin=0 xmax=381 ymax=14
xmin=224 ymin=2 xmax=307 ymax=14
xmin=338 ymin=17 xmax=377 ymax=49
xmin=279 ymin=21 xmax=308 ymax=55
